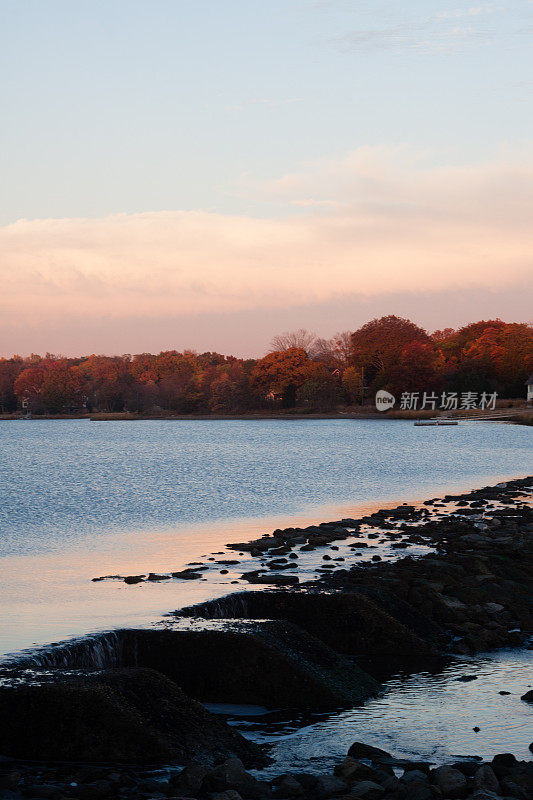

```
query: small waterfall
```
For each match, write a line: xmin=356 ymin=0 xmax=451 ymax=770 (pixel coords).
xmin=1 ymin=630 xmax=137 ymax=671
xmin=177 ymin=592 xmax=254 ymax=619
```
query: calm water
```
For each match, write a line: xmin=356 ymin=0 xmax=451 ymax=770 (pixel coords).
xmin=219 ymin=648 xmax=533 ymax=772
xmin=0 ymin=419 xmax=531 ymax=767
xmin=1 ymin=419 xmax=532 ymax=557
xmin=0 ymin=419 xmax=531 ymax=654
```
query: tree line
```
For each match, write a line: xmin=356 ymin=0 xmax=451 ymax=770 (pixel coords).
xmin=0 ymin=316 xmax=532 ymax=415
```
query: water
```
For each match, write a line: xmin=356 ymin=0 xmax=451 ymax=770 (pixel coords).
xmin=215 ymin=648 xmax=533 ymax=773
xmin=0 ymin=419 xmax=531 ymax=655
xmin=1 ymin=419 xmax=531 ymax=555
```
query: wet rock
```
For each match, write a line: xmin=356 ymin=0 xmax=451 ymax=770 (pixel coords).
xmin=334 ymin=757 xmax=376 ymax=783
xmin=473 ymin=765 xmax=500 ymax=794
xmin=208 ymin=758 xmax=268 ymax=799
xmin=272 ymin=775 xmax=304 ymax=797
xmin=520 ymin=689 xmax=533 ymax=702
xmin=147 ymin=573 xmax=169 ymax=581
xmin=349 ymin=780 xmax=385 ymax=799
xmin=430 ymin=765 xmax=467 ymax=798
xmin=401 ymin=770 xmax=429 ymax=785
xmin=124 ymin=575 xmax=145 ymax=584
xmin=212 ymin=791 xmax=244 ymax=800
xmin=0 ymin=668 xmax=263 ymax=766
xmin=169 ymin=764 xmax=209 ymax=795
xmin=347 ymin=743 xmax=393 ymax=763
xmin=171 ymin=570 xmax=202 ymax=580
xmin=491 ymin=752 xmax=517 ymax=777
xmin=314 ymin=774 xmax=347 ymax=796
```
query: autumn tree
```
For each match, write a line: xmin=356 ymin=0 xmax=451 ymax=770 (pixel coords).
xmin=252 ymin=348 xmax=329 ymax=408
xmin=350 ymin=315 xmax=431 ymax=386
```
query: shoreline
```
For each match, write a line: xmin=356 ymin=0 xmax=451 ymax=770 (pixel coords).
xmin=1 ymin=470 xmax=529 ymax=659
xmin=0 ymin=477 xmax=531 ymax=800
xmin=1 ymin=408 xmax=531 ymax=423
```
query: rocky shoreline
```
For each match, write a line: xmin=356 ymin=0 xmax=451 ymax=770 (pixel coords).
xmin=1 ymin=477 xmax=532 ymax=800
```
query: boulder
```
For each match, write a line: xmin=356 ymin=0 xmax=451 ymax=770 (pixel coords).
xmin=314 ymin=775 xmax=347 ymax=796
xmin=273 ymin=775 xmax=303 ymax=797
xmin=0 ymin=668 xmax=265 ymax=766
xmin=347 ymin=742 xmax=393 ymax=763
xmin=349 ymin=780 xmax=385 ymax=799
xmin=473 ymin=765 xmax=500 ymax=794
xmin=430 ymin=765 xmax=467 ymax=798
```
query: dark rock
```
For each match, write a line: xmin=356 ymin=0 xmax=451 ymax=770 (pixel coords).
xmin=272 ymin=775 xmax=303 ymax=797
xmin=348 ymin=780 xmax=385 ymax=799
xmin=520 ymin=689 xmax=533 ymax=702
xmin=124 ymin=575 xmax=145 ymax=584
xmin=0 ymin=668 xmax=263 ymax=766
xmin=169 ymin=764 xmax=209 ymax=795
xmin=314 ymin=774 xmax=347 ymax=796
xmin=491 ymin=752 xmax=517 ymax=776
xmin=430 ymin=765 xmax=467 ymax=798
xmin=347 ymin=743 xmax=393 ymax=763
xmin=171 ymin=571 xmax=202 ymax=580
xmin=473 ymin=765 xmax=500 ymax=794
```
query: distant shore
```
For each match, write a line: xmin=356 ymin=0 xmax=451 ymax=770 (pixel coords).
xmin=1 ymin=407 xmax=532 ymax=423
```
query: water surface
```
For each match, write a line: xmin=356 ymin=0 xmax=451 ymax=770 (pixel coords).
xmin=0 ymin=419 xmax=531 ymax=655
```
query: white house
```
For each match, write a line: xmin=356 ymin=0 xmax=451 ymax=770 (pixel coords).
xmin=527 ymin=374 xmax=533 ymax=404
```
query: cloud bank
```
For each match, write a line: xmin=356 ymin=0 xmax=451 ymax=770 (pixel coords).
xmin=0 ymin=145 xmax=531 ymax=351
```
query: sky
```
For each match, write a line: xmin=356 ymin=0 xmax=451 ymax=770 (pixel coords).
xmin=0 ymin=0 xmax=532 ymax=357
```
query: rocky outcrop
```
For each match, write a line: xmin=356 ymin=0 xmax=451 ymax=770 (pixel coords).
xmin=176 ymin=590 xmax=439 ymax=676
xmin=0 ymin=668 xmax=265 ymax=766
xmin=2 ymin=743 xmax=532 ymax=800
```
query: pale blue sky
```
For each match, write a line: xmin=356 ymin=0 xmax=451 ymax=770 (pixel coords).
xmin=0 ymin=1 xmax=532 ymax=356
xmin=1 ymin=0 xmax=532 ymax=223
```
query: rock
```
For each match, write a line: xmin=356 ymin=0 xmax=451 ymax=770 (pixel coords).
xmin=468 ymin=791 xmax=501 ymax=800
xmin=314 ymin=774 xmax=347 ymax=795
xmin=347 ymin=742 xmax=393 ymax=763
xmin=455 ymin=674 xmax=478 ymax=682
xmin=147 ymin=573 xmax=169 ymax=581
xmin=520 ymin=689 xmax=533 ymax=703
xmin=213 ymin=792 xmax=244 ymax=800
xmin=208 ymin=758 xmax=268 ymax=798
xmin=491 ymin=753 xmax=517 ymax=777
xmin=0 ymin=669 xmax=264 ymax=766
xmin=473 ymin=765 xmax=500 ymax=793
xmin=334 ymin=757 xmax=376 ymax=782
xmin=396 ymin=784 xmax=435 ymax=800
xmin=349 ymin=780 xmax=385 ymax=799
xmin=372 ymin=770 xmax=400 ymax=793
xmin=124 ymin=575 xmax=145 ymax=584
xmin=401 ymin=770 xmax=429 ymax=784
xmin=76 ymin=781 xmax=113 ymax=800
xmin=170 ymin=764 xmax=209 ymax=795
xmin=430 ymin=765 xmax=467 ymax=798
xmin=171 ymin=570 xmax=202 ymax=580
xmin=273 ymin=775 xmax=303 ymax=797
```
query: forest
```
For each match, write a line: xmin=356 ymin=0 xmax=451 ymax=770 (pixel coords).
xmin=0 ymin=317 xmax=532 ymax=415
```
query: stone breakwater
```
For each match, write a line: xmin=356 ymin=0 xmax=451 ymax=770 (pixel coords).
xmin=0 ymin=477 xmax=532 ymax=799
xmin=1 ymin=740 xmax=532 ymax=800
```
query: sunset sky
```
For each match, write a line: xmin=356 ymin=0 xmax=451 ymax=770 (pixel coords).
xmin=1 ymin=0 xmax=532 ymax=357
